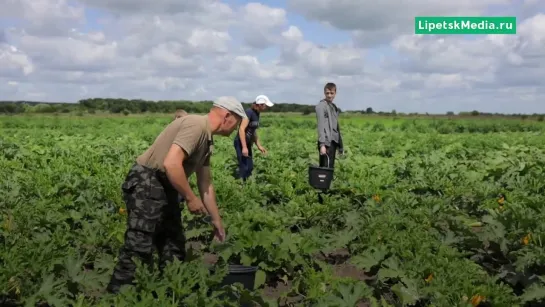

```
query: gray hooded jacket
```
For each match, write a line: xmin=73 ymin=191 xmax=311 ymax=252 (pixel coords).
xmin=315 ymin=99 xmax=343 ymax=150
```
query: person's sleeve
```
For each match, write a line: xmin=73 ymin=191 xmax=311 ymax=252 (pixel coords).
xmin=315 ymin=103 xmax=327 ymax=145
xmin=338 ymin=122 xmax=344 ymax=152
xmin=248 ymin=110 xmax=259 ymax=128
xmin=172 ymin=118 xmax=205 ymax=157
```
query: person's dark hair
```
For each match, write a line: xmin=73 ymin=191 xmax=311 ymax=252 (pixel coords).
xmin=324 ymin=82 xmax=336 ymax=92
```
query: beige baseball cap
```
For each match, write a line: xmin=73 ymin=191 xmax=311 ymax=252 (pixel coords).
xmin=213 ymin=96 xmax=248 ymax=119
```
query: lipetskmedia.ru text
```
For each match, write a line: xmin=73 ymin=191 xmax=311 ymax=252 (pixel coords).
xmin=414 ymin=17 xmax=516 ymax=34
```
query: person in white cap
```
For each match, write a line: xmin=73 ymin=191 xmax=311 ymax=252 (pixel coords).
xmin=107 ymin=96 xmax=246 ymax=294
xmin=233 ymin=94 xmax=274 ymax=181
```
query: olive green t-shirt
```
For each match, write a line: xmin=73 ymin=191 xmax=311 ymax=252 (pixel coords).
xmin=136 ymin=115 xmax=213 ymax=177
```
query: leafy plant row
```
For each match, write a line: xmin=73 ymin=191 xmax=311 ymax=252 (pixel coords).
xmin=1 ymin=115 xmax=545 ymax=306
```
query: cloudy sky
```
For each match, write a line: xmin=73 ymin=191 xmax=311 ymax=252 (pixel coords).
xmin=1 ymin=0 xmax=544 ymax=113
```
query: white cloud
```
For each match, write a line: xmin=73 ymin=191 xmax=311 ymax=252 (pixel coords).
xmin=0 ymin=0 xmax=85 ymax=36
xmin=279 ymin=26 xmax=366 ymax=77
xmin=0 ymin=0 xmax=544 ymax=113
xmin=287 ymin=0 xmax=511 ymax=46
xmin=187 ymin=29 xmax=231 ymax=53
xmin=389 ymin=14 xmax=545 ymax=91
xmin=228 ymin=55 xmax=294 ymax=81
xmin=76 ymin=0 xmax=214 ymax=14
xmin=15 ymin=32 xmax=118 ymax=71
xmin=0 ymin=43 xmax=34 ymax=76
xmin=239 ymin=3 xmax=287 ymax=49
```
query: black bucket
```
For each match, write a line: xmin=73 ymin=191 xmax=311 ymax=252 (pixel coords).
xmin=308 ymin=165 xmax=334 ymax=190
xmin=219 ymin=265 xmax=258 ymax=290
xmin=213 ymin=265 xmax=258 ymax=306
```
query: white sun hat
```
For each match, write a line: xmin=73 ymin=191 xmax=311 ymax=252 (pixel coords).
xmin=255 ymin=94 xmax=274 ymax=107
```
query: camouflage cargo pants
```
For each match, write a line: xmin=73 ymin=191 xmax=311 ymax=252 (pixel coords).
xmin=107 ymin=163 xmax=186 ymax=293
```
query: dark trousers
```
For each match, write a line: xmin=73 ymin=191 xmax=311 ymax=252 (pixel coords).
xmin=107 ymin=164 xmax=186 ymax=294
xmin=319 ymin=141 xmax=338 ymax=169
xmin=234 ymin=139 xmax=253 ymax=180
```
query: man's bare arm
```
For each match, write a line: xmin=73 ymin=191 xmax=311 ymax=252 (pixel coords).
xmin=163 ymin=144 xmax=198 ymax=202
xmin=253 ymin=131 xmax=261 ymax=148
xmin=196 ymin=165 xmax=221 ymax=221
xmin=239 ymin=118 xmax=249 ymax=149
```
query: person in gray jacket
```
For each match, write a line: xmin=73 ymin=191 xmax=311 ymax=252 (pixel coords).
xmin=316 ymin=82 xmax=344 ymax=169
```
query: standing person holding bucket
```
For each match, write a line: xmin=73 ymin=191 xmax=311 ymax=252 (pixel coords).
xmin=233 ymin=94 xmax=274 ymax=181
xmin=316 ymin=83 xmax=344 ymax=169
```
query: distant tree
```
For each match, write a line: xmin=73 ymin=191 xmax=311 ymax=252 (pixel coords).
xmin=0 ymin=98 xmax=527 ymax=117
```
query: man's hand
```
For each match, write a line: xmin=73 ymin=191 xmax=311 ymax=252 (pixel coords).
xmin=186 ymin=197 xmax=207 ymax=215
xmin=338 ymin=148 xmax=344 ymax=156
xmin=320 ymin=145 xmax=327 ymax=155
xmin=211 ymin=218 xmax=226 ymax=242
xmin=242 ymin=147 xmax=249 ymax=157
xmin=257 ymin=145 xmax=267 ymax=155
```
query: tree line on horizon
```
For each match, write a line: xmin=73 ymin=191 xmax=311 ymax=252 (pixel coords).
xmin=0 ymin=98 xmax=543 ymax=119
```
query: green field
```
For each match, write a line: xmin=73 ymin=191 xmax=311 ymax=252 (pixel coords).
xmin=2 ymin=114 xmax=545 ymax=306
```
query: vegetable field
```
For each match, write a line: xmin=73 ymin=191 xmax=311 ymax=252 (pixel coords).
xmin=2 ymin=114 xmax=545 ymax=307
